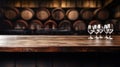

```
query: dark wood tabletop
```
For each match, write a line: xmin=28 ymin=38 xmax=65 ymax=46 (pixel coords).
xmin=0 ymin=35 xmax=120 ymax=52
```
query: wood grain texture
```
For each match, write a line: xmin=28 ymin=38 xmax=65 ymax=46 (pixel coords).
xmin=0 ymin=35 xmax=120 ymax=52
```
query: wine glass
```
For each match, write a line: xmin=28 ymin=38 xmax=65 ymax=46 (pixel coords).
xmin=93 ymin=24 xmax=100 ymax=39
xmin=88 ymin=25 xmax=94 ymax=39
xmin=98 ymin=24 xmax=103 ymax=39
xmin=108 ymin=24 xmax=114 ymax=39
xmin=104 ymin=24 xmax=109 ymax=39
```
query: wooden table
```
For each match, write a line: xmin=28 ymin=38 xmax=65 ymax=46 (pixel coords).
xmin=0 ymin=35 xmax=120 ymax=52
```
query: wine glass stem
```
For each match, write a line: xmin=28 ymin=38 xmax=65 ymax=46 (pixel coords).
xmin=88 ymin=34 xmax=93 ymax=39
xmin=95 ymin=34 xmax=98 ymax=39
xmin=109 ymin=34 xmax=111 ymax=38
xmin=90 ymin=34 xmax=92 ymax=38
xmin=105 ymin=33 xmax=108 ymax=39
xmin=99 ymin=33 xmax=102 ymax=39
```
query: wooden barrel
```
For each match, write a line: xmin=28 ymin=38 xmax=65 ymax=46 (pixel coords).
xmin=73 ymin=20 xmax=86 ymax=31
xmin=31 ymin=20 xmax=43 ymax=27
xmin=15 ymin=20 xmax=28 ymax=29
xmin=94 ymin=9 xmax=109 ymax=20
xmin=115 ymin=6 xmax=120 ymax=19
xmin=105 ymin=19 xmax=118 ymax=25
xmin=4 ymin=7 xmax=19 ymax=20
xmin=44 ymin=20 xmax=57 ymax=30
xmin=59 ymin=20 xmax=71 ymax=30
xmin=89 ymin=20 xmax=101 ymax=25
xmin=80 ymin=9 xmax=93 ymax=20
xmin=36 ymin=8 xmax=50 ymax=20
xmin=66 ymin=9 xmax=79 ymax=20
xmin=21 ymin=8 xmax=34 ymax=20
xmin=30 ymin=20 xmax=43 ymax=30
xmin=2 ymin=20 xmax=13 ymax=29
xmin=52 ymin=8 xmax=65 ymax=20
xmin=115 ymin=12 xmax=120 ymax=19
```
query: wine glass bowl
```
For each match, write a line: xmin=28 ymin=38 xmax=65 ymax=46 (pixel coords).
xmin=87 ymin=25 xmax=94 ymax=39
xmin=104 ymin=24 xmax=110 ymax=39
xmin=108 ymin=23 xmax=114 ymax=39
xmin=87 ymin=23 xmax=114 ymax=40
xmin=93 ymin=24 xmax=100 ymax=39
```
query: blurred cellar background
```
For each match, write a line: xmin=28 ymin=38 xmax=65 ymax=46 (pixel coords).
xmin=0 ymin=0 xmax=119 ymax=35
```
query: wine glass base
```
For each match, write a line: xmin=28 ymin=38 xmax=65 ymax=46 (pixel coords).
xmin=104 ymin=35 xmax=109 ymax=39
xmin=109 ymin=37 xmax=113 ymax=40
xmin=88 ymin=37 xmax=94 ymax=39
xmin=95 ymin=37 xmax=99 ymax=39
xmin=99 ymin=36 xmax=103 ymax=39
xmin=95 ymin=36 xmax=99 ymax=39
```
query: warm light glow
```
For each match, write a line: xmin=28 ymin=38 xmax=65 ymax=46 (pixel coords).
xmin=83 ymin=0 xmax=96 ymax=8
xmin=115 ymin=12 xmax=120 ymax=18
xmin=12 ymin=0 xmax=103 ymax=8
xmin=14 ymin=1 xmax=21 ymax=7
xmin=90 ymin=1 xmax=96 ymax=8
xmin=29 ymin=1 xmax=36 ymax=8
xmin=83 ymin=1 xmax=90 ymax=8
xmin=53 ymin=0 xmax=60 ymax=8
xmin=115 ymin=6 xmax=120 ymax=18
xmin=61 ymin=0 xmax=66 ymax=8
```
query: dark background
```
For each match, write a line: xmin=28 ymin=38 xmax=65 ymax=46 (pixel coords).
xmin=0 ymin=52 xmax=120 ymax=67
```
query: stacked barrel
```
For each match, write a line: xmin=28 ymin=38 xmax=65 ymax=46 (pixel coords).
xmin=0 ymin=7 xmax=118 ymax=35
